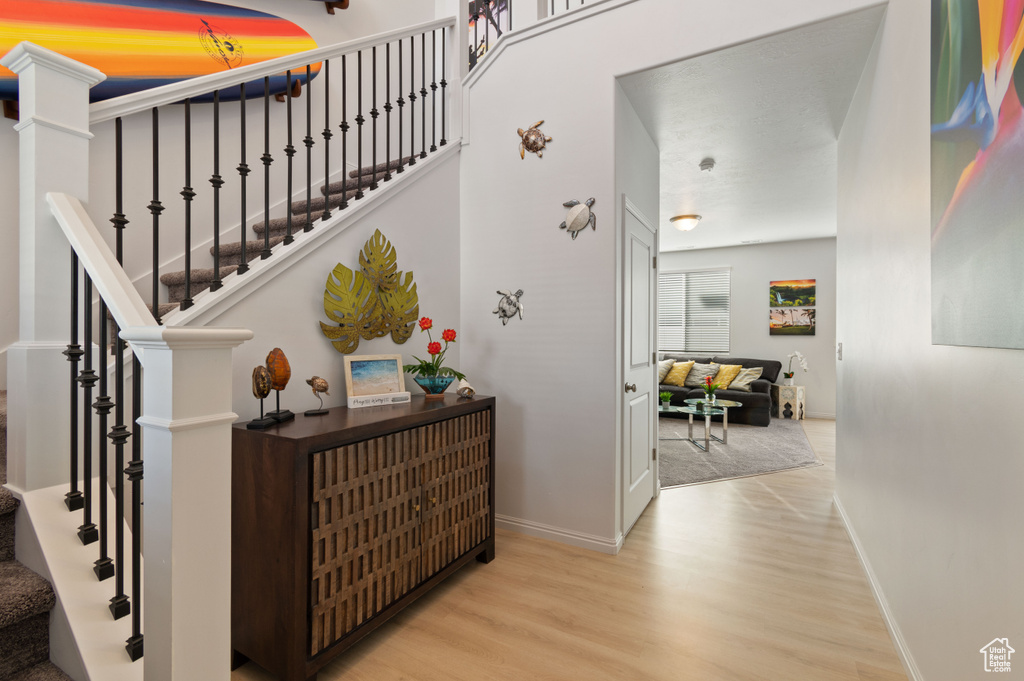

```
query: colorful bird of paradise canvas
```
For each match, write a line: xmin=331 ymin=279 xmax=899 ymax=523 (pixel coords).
xmin=932 ymin=0 xmax=1024 ymax=349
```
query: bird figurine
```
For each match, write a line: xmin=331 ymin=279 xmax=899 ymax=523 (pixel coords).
xmin=304 ymin=376 xmax=330 ymax=416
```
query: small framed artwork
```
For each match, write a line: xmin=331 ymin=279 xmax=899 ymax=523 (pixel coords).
xmin=343 ymin=354 xmax=411 ymax=408
xmin=770 ymin=307 xmax=816 ymax=335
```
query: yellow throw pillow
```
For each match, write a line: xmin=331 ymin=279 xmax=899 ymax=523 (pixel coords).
xmin=662 ymin=361 xmax=694 ymax=387
xmin=711 ymin=364 xmax=743 ymax=389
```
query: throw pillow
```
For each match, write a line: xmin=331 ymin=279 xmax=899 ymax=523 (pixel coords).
xmin=683 ymin=362 xmax=720 ymax=388
xmin=711 ymin=363 xmax=742 ymax=389
xmin=662 ymin=361 xmax=694 ymax=387
xmin=657 ymin=358 xmax=675 ymax=383
xmin=727 ymin=366 xmax=763 ymax=392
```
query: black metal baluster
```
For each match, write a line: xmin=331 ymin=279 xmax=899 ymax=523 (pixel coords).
xmin=408 ymin=36 xmax=417 ymax=168
xmin=93 ymin=296 xmax=113 ymax=580
xmin=339 ymin=55 xmax=350 ymax=207
xmin=441 ymin=29 xmax=448 ymax=147
xmin=284 ymin=72 xmax=295 ymax=245
xmin=397 ymin=40 xmax=405 ymax=174
xmin=124 ymin=355 xmax=143 ymax=661
xmin=149 ymin=109 xmax=164 ymax=321
xmin=304 ymin=64 xmax=314 ymax=232
xmin=108 ymin=311 xmax=129 ymax=617
xmin=355 ymin=52 xmax=364 ymax=200
xmin=261 ymin=77 xmax=273 ymax=259
xmin=77 ymin=272 xmax=98 ymax=545
xmin=108 ymin=116 xmax=130 ymax=614
xmin=210 ymin=92 xmax=223 ymax=291
xmin=321 ymin=59 xmax=332 ymax=222
xmin=420 ymin=33 xmax=428 ymax=159
xmin=237 ymin=83 xmax=250 ymax=274
xmin=370 ymin=46 xmax=379 ymax=190
xmin=180 ymin=99 xmax=195 ymax=310
xmin=384 ymin=43 xmax=393 ymax=180
xmin=63 ymin=253 xmax=84 ymax=512
xmin=430 ymin=30 xmax=437 ymax=153
xmin=485 ymin=6 xmax=490 ymax=60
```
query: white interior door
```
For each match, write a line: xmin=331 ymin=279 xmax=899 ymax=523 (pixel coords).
xmin=622 ymin=197 xmax=657 ymax=535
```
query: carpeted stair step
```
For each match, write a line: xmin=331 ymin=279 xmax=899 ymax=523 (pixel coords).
xmin=250 ymin=216 xmax=314 ymax=239
xmin=0 ymin=561 xmax=57 ymax=678
xmin=1 ymin=389 xmax=6 ymax=487
xmin=320 ymin=171 xmax=397 ymax=196
xmin=287 ymin=188 xmax=359 ymax=218
xmin=8 ymin=661 xmax=74 ymax=681
xmin=212 ymin=237 xmax=287 ymax=267
xmin=160 ymin=265 xmax=240 ymax=304
xmin=347 ymin=155 xmax=416 ymax=179
xmin=1 ymin=488 xmax=15 ymax=563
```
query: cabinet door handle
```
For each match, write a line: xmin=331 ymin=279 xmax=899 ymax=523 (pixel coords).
xmin=430 ymin=497 xmax=438 ymax=505
xmin=414 ymin=504 xmax=420 ymax=512
xmin=625 ymin=382 xmax=637 ymax=393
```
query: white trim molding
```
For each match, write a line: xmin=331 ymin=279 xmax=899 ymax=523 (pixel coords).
xmin=496 ymin=514 xmax=623 ymax=555
xmin=833 ymin=494 xmax=924 ymax=681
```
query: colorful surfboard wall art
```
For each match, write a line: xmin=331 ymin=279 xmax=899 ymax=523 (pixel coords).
xmin=0 ymin=0 xmax=321 ymax=103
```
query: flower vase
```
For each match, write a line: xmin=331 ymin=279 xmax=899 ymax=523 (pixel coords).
xmin=785 ymin=377 xmax=794 ymax=386
xmin=413 ymin=375 xmax=454 ymax=400
xmin=707 ymin=393 xmax=716 ymax=405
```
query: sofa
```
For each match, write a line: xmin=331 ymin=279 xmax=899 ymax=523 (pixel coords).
xmin=657 ymin=353 xmax=783 ymax=427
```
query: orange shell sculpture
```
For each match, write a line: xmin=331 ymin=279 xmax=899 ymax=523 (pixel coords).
xmin=252 ymin=365 xmax=272 ymax=400
xmin=266 ymin=348 xmax=292 ymax=391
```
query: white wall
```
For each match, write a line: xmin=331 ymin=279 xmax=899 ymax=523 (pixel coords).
xmin=836 ymin=3 xmax=1024 ymax=680
xmin=459 ymin=0 xmax=882 ymax=550
xmin=208 ymin=150 xmax=460 ymax=418
xmin=659 ymin=238 xmax=836 ymax=418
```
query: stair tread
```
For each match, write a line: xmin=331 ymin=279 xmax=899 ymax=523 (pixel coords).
xmin=0 ymin=488 xmax=16 ymax=516
xmin=348 ymin=155 xmax=416 ymax=178
xmin=251 ymin=215 xmax=314 ymax=236
xmin=0 ymin=562 xmax=55 ymax=629
xmin=7 ymin=661 xmax=74 ymax=681
xmin=214 ymin=237 xmax=287 ymax=257
xmin=160 ymin=265 xmax=240 ymax=286
xmin=288 ymin=188 xmax=359 ymax=217
xmin=320 ymin=173 xmax=393 ymax=195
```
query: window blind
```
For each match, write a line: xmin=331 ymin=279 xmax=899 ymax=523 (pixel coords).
xmin=658 ymin=268 xmax=730 ymax=353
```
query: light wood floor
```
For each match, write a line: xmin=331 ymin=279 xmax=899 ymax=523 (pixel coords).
xmin=233 ymin=419 xmax=907 ymax=681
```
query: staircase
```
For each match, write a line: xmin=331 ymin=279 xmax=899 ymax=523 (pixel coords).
xmin=0 ymin=392 xmax=72 ymax=681
xmin=156 ymin=157 xmax=417 ymax=316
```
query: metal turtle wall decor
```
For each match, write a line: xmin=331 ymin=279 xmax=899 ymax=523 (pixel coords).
xmin=518 ymin=120 xmax=551 ymax=159
xmin=493 ymin=289 xmax=524 ymax=326
xmin=560 ymin=198 xmax=596 ymax=240
xmin=320 ymin=229 xmax=419 ymax=354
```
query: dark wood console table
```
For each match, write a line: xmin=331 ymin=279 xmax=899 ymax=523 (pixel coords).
xmin=231 ymin=394 xmax=496 ymax=681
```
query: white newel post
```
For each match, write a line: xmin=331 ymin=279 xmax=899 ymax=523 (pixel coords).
xmin=0 ymin=43 xmax=105 ymax=493
xmin=119 ymin=327 xmax=253 ymax=681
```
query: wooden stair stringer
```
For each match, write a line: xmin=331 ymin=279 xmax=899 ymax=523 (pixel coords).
xmin=161 ymin=141 xmax=459 ymax=329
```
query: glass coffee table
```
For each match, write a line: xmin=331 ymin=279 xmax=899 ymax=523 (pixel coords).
xmin=681 ymin=398 xmax=743 ymax=452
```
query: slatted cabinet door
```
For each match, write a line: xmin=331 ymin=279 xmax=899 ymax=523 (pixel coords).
xmin=420 ymin=412 xmax=492 ymax=579
xmin=309 ymin=432 xmax=422 ymax=656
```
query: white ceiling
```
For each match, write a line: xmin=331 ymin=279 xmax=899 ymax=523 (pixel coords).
xmin=617 ymin=6 xmax=886 ymax=253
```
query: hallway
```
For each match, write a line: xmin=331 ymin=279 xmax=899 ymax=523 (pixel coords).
xmin=233 ymin=419 xmax=906 ymax=681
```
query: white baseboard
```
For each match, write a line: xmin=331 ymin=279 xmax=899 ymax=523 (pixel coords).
xmin=806 ymin=411 xmax=836 ymax=420
xmin=496 ymin=514 xmax=622 ymax=555
xmin=833 ymin=494 xmax=923 ymax=681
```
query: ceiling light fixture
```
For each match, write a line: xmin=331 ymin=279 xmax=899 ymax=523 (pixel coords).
xmin=670 ymin=214 xmax=702 ymax=231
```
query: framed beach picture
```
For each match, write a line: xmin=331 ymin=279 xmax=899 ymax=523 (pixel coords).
xmin=343 ymin=354 xmax=406 ymax=397
xmin=770 ymin=307 xmax=816 ymax=336
xmin=769 ymin=279 xmax=816 ymax=307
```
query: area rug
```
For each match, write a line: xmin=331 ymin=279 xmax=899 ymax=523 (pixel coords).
xmin=658 ymin=415 xmax=821 ymax=488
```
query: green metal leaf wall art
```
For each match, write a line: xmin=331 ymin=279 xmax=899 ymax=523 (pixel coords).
xmin=320 ymin=229 xmax=419 ymax=353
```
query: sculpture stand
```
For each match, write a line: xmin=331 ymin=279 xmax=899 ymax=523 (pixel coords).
xmin=304 ymin=392 xmax=328 ymax=417
xmin=266 ymin=390 xmax=295 ymax=423
xmin=247 ymin=397 xmax=277 ymax=430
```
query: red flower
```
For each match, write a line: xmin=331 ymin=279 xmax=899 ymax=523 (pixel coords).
xmin=441 ymin=328 xmax=456 ymax=343
xmin=419 ymin=317 xmax=433 ymax=331
xmin=427 ymin=341 xmax=442 ymax=355
xmin=705 ymin=376 xmax=713 ymax=386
